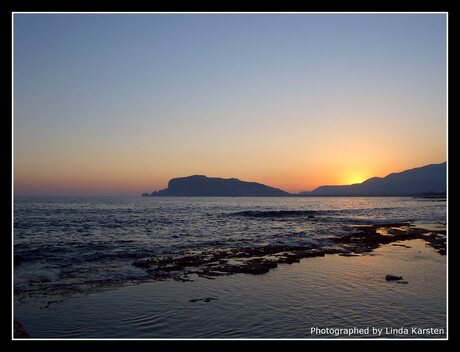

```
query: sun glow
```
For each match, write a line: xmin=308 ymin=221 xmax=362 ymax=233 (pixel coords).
xmin=343 ymin=173 xmax=368 ymax=186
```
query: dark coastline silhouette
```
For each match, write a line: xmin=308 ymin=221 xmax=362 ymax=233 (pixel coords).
xmin=145 ymin=175 xmax=291 ymax=197
xmin=302 ymin=162 xmax=446 ymax=196
xmin=143 ymin=162 xmax=446 ymax=197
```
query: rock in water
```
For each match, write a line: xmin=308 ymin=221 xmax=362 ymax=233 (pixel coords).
xmin=385 ymin=274 xmax=403 ymax=281
xmin=189 ymin=297 xmax=217 ymax=303
xmin=14 ymin=320 xmax=30 ymax=338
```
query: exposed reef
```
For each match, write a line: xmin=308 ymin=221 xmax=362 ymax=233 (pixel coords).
xmin=131 ymin=223 xmax=446 ymax=282
xmin=14 ymin=223 xmax=445 ymax=302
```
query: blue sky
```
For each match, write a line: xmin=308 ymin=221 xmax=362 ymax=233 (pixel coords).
xmin=14 ymin=14 xmax=447 ymax=195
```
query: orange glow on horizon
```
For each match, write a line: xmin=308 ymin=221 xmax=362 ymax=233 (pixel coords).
xmin=13 ymin=142 xmax=447 ymax=196
xmin=340 ymin=170 xmax=372 ymax=186
xmin=13 ymin=14 xmax=446 ymax=197
xmin=343 ymin=175 xmax=367 ymax=186
xmin=14 ymin=159 xmax=445 ymax=196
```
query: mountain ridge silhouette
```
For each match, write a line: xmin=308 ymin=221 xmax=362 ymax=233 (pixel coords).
xmin=142 ymin=162 xmax=446 ymax=197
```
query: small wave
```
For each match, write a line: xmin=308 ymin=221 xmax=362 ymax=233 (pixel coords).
xmin=230 ymin=210 xmax=319 ymax=218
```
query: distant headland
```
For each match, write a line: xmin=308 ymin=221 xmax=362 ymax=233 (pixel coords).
xmin=142 ymin=162 xmax=446 ymax=197
xmin=143 ymin=175 xmax=291 ymax=197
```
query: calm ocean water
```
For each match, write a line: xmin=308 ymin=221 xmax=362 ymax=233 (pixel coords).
xmin=14 ymin=196 xmax=446 ymax=295
xmin=14 ymin=196 xmax=446 ymax=338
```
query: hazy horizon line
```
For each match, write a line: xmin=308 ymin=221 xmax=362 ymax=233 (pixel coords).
xmin=13 ymin=160 xmax=447 ymax=197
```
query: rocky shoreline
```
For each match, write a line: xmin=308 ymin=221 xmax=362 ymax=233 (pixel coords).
xmin=14 ymin=222 xmax=446 ymax=337
xmin=14 ymin=223 xmax=446 ymax=302
xmin=131 ymin=223 xmax=446 ymax=282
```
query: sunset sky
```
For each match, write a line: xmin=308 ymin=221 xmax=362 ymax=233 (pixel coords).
xmin=14 ymin=13 xmax=447 ymax=196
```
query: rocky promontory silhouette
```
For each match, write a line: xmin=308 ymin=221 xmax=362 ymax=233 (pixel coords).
xmin=144 ymin=175 xmax=291 ymax=197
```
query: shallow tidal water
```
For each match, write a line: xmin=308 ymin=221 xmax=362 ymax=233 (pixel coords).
xmin=15 ymin=239 xmax=446 ymax=338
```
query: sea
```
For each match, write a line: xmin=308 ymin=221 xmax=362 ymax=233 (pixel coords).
xmin=13 ymin=196 xmax=447 ymax=338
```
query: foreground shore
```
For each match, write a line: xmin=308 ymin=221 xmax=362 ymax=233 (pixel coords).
xmin=15 ymin=222 xmax=447 ymax=301
xmin=130 ymin=222 xmax=446 ymax=282
xmin=14 ymin=227 xmax=446 ymax=338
